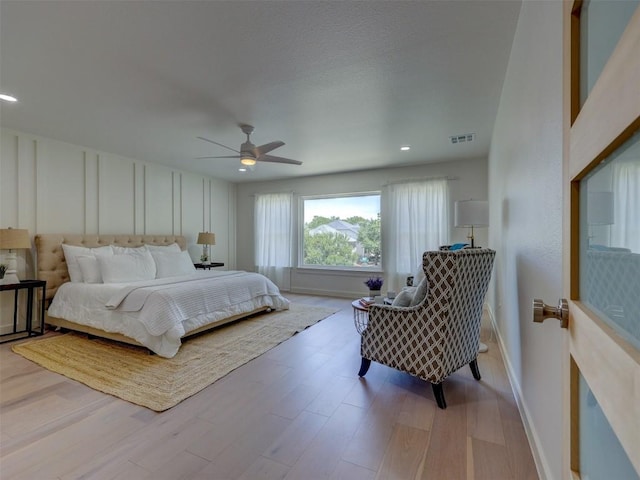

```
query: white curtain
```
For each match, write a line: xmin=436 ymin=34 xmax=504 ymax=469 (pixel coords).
xmin=611 ymin=159 xmax=640 ymax=253
xmin=255 ymin=193 xmax=292 ymax=289
xmin=385 ymin=179 xmax=450 ymax=291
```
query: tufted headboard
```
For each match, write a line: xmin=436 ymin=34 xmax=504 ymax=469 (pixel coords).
xmin=34 ymin=234 xmax=187 ymax=303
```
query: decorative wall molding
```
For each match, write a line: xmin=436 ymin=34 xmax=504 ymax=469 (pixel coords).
xmin=0 ymin=128 xmax=234 ymax=329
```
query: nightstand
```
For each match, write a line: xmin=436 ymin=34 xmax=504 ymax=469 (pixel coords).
xmin=194 ymin=262 xmax=225 ymax=270
xmin=0 ymin=279 xmax=47 ymax=343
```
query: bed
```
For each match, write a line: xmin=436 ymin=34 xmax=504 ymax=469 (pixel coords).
xmin=35 ymin=234 xmax=290 ymax=357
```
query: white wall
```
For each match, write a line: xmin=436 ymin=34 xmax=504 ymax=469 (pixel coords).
xmin=488 ymin=2 xmax=563 ymax=479
xmin=0 ymin=128 xmax=235 ymax=330
xmin=236 ymin=158 xmax=488 ymax=297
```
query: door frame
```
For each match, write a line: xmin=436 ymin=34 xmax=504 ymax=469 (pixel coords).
xmin=562 ymin=2 xmax=640 ymax=477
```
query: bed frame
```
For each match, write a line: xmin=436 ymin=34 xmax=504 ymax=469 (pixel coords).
xmin=34 ymin=234 xmax=269 ymax=348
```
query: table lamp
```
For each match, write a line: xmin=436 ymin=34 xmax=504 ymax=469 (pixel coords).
xmin=454 ymin=200 xmax=489 ymax=248
xmin=0 ymin=228 xmax=31 ymax=284
xmin=454 ymin=201 xmax=489 ymax=353
xmin=197 ymin=232 xmax=216 ymax=265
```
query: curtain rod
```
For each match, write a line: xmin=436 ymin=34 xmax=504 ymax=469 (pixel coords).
xmin=249 ymin=191 xmax=295 ymax=197
xmin=383 ymin=175 xmax=459 ymax=186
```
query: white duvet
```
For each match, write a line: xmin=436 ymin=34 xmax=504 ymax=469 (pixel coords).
xmin=47 ymin=270 xmax=290 ymax=358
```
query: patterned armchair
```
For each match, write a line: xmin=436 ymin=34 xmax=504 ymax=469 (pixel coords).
xmin=359 ymin=248 xmax=495 ymax=409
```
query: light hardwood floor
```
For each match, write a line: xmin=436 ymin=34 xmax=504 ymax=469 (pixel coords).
xmin=0 ymin=294 xmax=538 ymax=480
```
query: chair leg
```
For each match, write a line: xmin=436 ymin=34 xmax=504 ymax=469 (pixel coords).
xmin=432 ymin=383 xmax=447 ymax=409
xmin=358 ymin=358 xmax=371 ymax=377
xmin=469 ymin=359 xmax=481 ymax=381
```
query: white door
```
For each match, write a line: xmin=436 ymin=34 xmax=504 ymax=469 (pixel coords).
xmin=547 ymin=2 xmax=640 ymax=478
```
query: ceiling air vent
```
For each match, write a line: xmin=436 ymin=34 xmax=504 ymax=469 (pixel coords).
xmin=449 ymin=133 xmax=475 ymax=144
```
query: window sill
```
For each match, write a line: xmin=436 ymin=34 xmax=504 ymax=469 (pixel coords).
xmin=295 ymin=266 xmax=383 ymax=276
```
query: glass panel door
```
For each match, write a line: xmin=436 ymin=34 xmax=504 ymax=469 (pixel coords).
xmin=565 ymin=0 xmax=640 ymax=477
xmin=580 ymin=131 xmax=640 ymax=350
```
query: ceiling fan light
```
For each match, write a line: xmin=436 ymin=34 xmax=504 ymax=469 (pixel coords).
xmin=240 ymin=157 xmax=256 ymax=166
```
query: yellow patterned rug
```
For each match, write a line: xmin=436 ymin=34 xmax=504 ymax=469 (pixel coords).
xmin=12 ymin=303 xmax=336 ymax=411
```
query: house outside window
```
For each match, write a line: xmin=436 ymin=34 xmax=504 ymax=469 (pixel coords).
xmin=301 ymin=193 xmax=381 ymax=269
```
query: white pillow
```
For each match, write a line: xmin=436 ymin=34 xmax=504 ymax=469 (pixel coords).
xmin=410 ymin=277 xmax=429 ymax=306
xmin=146 ymin=243 xmax=181 ymax=253
xmin=391 ymin=289 xmax=414 ymax=307
xmin=77 ymin=256 xmax=103 ymax=283
xmin=61 ymin=244 xmax=113 ymax=282
xmin=111 ymin=245 xmax=148 ymax=255
xmin=151 ymin=251 xmax=196 ymax=278
xmin=98 ymin=251 xmax=156 ymax=283
xmin=414 ymin=262 xmax=426 ymax=286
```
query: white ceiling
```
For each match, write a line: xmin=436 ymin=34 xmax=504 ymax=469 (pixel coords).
xmin=0 ymin=1 xmax=521 ymax=183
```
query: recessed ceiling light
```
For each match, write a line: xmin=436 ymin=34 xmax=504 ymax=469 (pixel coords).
xmin=400 ymin=146 xmax=410 ymax=151
xmin=0 ymin=94 xmax=18 ymax=102
xmin=238 ymin=168 xmax=247 ymax=172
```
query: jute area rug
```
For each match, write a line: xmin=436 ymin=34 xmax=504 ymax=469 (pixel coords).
xmin=12 ymin=303 xmax=337 ymax=412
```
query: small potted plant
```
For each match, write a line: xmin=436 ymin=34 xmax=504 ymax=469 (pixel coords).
xmin=0 ymin=264 xmax=6 ymax=280
xmin=364 ymin=276 xmax=384 ymax=299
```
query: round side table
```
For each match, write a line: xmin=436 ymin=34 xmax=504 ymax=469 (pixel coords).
xmin=351 ymin=299 xmax=369 ymax=334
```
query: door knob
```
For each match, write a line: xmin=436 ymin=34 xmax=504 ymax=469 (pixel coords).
xmin=533 ymin=298 xmax=569 ymax=328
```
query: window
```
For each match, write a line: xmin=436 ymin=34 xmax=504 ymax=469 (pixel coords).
xmin=301 ymin=193 xmax=381 ymax=269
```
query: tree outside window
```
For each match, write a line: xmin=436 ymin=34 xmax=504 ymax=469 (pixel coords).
xmin=302 ymin=194 xmax=381 ymax=268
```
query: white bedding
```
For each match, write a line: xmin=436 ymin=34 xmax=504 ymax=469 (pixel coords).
xmin=47 ymin=270 xmax=290 ymax=358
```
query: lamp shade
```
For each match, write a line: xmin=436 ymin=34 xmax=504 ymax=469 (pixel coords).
xmin=587 ymin=192 xmax=614 ymax=225
xmin=0 ymin=228 xmax=31 ymax=249
xmin=454 ymin=200 xmax=489 ymax=227
xmin=197 ymin=232 xmax=216 ymax=245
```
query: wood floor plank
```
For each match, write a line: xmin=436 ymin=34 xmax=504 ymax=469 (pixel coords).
xmin=330 ymin=460 xmax=377 ymax=480
xmin=5 ymin=399 xmax=146 ymax=479
xmin=497 ymin=396 xmax=540 ymax=480
xmin=269 ymin=382 xmax=323 ymax=420
xmin=0 ymin=294 xmax=538 ymax=480
xmin=263 ymin=411 xmax=328 ymax=466
xmin=420 ymin=376 xmax=469 ymax=479
xmin=397 ymin=389 xmax=436 ymax=432
xmin=196 ymin=413 xmax=291 ymax=479
xmin=470 ymin=437 xmax=513 ymax=480
xmin=111 ymin=461 xmax=151 ymax=480
xmin=130 ymin=415 xmax=218 ymax=472
xmin=375 ymin=424 xmax=431 ymax=480
xmin=466 ymin=376 xmax=506 ymax=446
xmin=305 ymin=375 xmax=357 ymax=417
xmin=284 ymin=403 xmax=367 ymax=479
xmin=341 ymin=380 xmax=408 ymax=471
xmin=0 ymin=371 xmax=67 ymax=407
xmin=236 ymin=457 xmax=290 ymax=480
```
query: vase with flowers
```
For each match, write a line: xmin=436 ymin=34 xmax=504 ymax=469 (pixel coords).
xmin=364 ymin=276 xmax=384 ymax=299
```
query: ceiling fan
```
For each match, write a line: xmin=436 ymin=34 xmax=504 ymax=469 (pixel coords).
xmin=196 ymin=124 xmax=302 ymax=167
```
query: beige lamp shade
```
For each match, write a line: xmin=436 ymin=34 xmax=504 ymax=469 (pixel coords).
xmin=0 ymin=228 xmax=30 ymax=284
xmin=454 ymin=200 xmax=488 ymax=249
xmin=454 ymin=200 xmax=489 ymax=227
xmin=197 ymin=232 xmax=216 ymax=245
xmin=0 ymin=228 xmax=31 ymax=250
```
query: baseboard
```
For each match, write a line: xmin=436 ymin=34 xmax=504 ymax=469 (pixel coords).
xmin=487 ymin=308 xmax=551 ymax=480
xmin=290 ymin=287 xmax=363 ymax=299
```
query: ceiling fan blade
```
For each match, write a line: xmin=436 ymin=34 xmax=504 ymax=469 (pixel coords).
xmin=195 ymin=155 xmax=241 ymax=159
xmin=196 ymin=136 xmax=240 ymax=154
xmin=255 ymin=141 xmax=285 ymax=156
xmin=258 ymin=154 xmax=302 ymax=165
